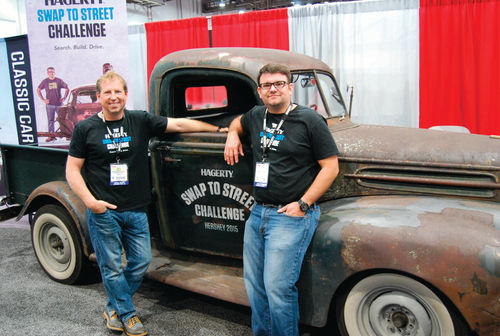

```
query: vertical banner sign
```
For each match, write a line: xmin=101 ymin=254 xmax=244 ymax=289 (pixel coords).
xmin=0 ymin=38 xmax=20 ymax=145
xmin=5 ymin=35 xmax=38 ymax=146
xmin=25 ymin=0 xmax=130 ymax=147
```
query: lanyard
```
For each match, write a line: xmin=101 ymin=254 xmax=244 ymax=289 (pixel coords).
xmin=99 ymin=111 xmax=124 ymax=163
xmin=261 ymin=104 xmax=292 ymax=161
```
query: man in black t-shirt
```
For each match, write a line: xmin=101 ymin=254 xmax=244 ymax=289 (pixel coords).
xmin=66 ymin=71 xmax=223 ymax=336
xmin=224 ymin=64 xmax=339 ymax=336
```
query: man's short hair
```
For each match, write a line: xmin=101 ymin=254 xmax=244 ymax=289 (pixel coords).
xmin=47 ymin=67 xmax=55 ymax=72
xmin=96 ymin=71 xmax=128 ymax=93
xmin=257 ymin=63 xmax=292 ymax=84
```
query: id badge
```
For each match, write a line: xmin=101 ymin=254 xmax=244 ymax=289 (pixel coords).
xmin=254 ymin=162 xmax=269 ymax=188
xmin=110 ymin=163 xmax=129 ymax=186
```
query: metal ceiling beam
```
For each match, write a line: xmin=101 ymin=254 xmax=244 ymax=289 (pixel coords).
xmin=201 ymin=0 xmax=346 ymax=13
xmin=126 ymin=0 xmax=169 ymax=8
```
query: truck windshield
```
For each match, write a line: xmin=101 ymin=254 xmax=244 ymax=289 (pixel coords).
xmin=75 ymin=89 xmax=98 ymax=104
xmin=291 ymin=72 xmax=346 ymax=119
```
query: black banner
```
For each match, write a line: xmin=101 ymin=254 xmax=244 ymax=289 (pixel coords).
xmin=6 ymin=35 xmax=38 ymax=146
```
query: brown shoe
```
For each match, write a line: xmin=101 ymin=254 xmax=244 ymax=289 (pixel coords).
xmin=45 ymin=137 xmax=56 ymax=142
xmin=102 ymin=310 xmax=124 ymax=332
xmin=123 ymin=315 xmax=148 ymax=336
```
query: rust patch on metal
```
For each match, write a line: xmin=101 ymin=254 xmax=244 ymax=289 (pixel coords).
xmin=471 ymin=272 xmax=488 ymax=295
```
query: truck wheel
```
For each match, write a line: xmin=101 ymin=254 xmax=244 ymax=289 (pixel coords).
xmin=31 ymin=204 xmax=85 ymax=284
xmin=337 ymin=273 xmax=469 ymax=336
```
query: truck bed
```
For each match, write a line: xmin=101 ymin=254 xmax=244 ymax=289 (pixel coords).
xmin=0 ymin=144 xmax=68 ymax=205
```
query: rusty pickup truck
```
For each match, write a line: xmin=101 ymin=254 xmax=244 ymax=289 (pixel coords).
xmin=1 ymin=48 xmax=499 ymax=335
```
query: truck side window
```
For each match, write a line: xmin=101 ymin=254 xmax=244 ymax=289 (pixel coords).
xmin=158 ymin=68 xmax=259 ymax=129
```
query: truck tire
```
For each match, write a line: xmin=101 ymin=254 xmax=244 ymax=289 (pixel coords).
xmin=31 ymin=204 xmax=86 ymax=284
xmin=337 ymin=273 xmax=469 ymax=336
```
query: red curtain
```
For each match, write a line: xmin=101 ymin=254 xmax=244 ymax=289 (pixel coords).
xmin=145 ymin=17 xmax=210 ymax=84
xmin=420 ymin=0 xmax=500 ymax=135
xmin=145 ymin=9 xmax=289 ymax=111
xmin=185 ymin=86 xmax=227 ymax=110
xmin=211 ymin=8 xmax=289 ymax=49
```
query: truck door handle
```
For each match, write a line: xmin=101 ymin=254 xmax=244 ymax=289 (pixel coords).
xmin=164 ymin=156 xmax=181 ymax=162
xmin=149 ymin=140 xmax=163 ymax=152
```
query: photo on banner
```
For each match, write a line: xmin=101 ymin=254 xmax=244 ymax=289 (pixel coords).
xmin=25 ymin=0 xmax=130 ymax=147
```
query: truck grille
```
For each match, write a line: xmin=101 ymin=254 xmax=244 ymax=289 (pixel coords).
xmin=344 ymin=166 xmax=500 ymax=199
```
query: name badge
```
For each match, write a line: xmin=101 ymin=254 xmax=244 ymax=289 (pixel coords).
xmin=110 ymin=163 xmax=129 ymax=186
xmin=254 ymin=162 xmax=269 ymax=188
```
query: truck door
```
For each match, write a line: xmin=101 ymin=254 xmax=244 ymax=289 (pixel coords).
xmin=150 ymin=69 xmax=258 ymax=258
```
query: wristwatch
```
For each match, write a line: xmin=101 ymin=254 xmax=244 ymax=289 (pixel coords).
xmin=298 ymin=199 xmax=310 ymax=212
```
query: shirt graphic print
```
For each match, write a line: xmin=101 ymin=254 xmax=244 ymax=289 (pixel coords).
xmin=260 ymin=122 xmax=285 ymax=151
xmin=103 ymin=126 xmax=131 ymax=153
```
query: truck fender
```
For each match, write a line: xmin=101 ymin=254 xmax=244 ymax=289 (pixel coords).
xmin=16 ymin=181 xmax=92 ymax=257
xmin=298 ymin=195 xmax=500 ymax=329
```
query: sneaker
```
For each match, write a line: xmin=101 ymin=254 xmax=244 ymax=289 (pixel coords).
xmin=102 ymin=310 xmax=124 ymax=332
xmin=123 ymin=315 xmax=148 ymax=336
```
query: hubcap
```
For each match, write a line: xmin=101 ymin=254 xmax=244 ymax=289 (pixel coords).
xmin=367 ymin=291 xmax=432 ymax=335
xmin=41 ymin=223 xmax=71 ymax=271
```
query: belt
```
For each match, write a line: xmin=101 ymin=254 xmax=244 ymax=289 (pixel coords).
xmin=258 ymin=202 xmax=317 ymax=209
xmin=258 ymin=202 xmax=284 ymax=208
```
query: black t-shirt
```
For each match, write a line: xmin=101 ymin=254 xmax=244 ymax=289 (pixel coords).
xmin=69 ymin=109 xmax=168 ymax=211
xmin=241 ymin=105 xmax=339 ymax=205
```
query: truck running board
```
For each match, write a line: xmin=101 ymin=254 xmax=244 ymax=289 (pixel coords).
xmin=89 ymin=247 xmax=248 ymax=306
xmin=146 ymin=248 xmax=249 ymax=307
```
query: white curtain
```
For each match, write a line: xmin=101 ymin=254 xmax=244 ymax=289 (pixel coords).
xmin=128 ymin=24 xmax=148 ymax=111
xmin=288 ymin=0 xmax=420 ymax=127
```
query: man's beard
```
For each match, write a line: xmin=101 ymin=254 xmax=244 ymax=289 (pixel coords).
xmin=267 ymin=99 xmax=289 ymax=112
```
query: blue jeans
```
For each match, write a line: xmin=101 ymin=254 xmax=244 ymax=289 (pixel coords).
xmin=87 ymin=208 xmax=152 ymax=321
xmin=243 ymin=203 xmax=320 ymax=336
xmin=45 ymin=104 xmax=59 ymax=132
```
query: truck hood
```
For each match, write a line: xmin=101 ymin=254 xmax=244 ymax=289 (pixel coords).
xmin=333 ymin=123 xmax=500 ymax=169
xmin=325 ymin=122 xmax=500 ymax=203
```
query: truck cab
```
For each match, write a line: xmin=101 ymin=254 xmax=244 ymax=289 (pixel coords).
xmin=148 ymin=48 xmax=347 ymax=258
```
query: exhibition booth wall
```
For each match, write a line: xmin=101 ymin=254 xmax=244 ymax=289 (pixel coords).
xmin=136 ymin=0 xmax=500 ymax=136
xmin=1 ymin=0 xmax=499 ymax=149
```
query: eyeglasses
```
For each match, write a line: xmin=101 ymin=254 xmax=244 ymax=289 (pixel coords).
xmin=259 ymin=81 xmax=289 ymax=91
